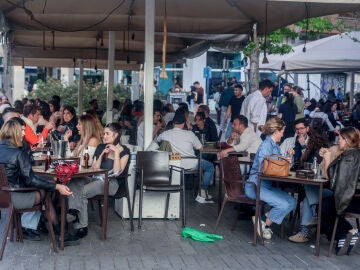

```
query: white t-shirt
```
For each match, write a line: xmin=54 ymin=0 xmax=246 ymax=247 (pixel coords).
xmin=240 ymin=90 xmax=267 ymax=136
xmin=157 ymin=127 xmax=202 ymax=169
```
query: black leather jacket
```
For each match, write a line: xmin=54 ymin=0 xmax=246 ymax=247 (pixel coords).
xmin=327 ymin=147 xmax=360 ymax=216
xmin=0 ymin=140 xmax=56 ymax=190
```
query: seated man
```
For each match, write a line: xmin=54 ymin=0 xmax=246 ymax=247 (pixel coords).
xmin=137 ymin=108 xmax=162 ymax=149
xmin=157 ymin=112 xmax=214 ymax=202
xmin=281 ymin=118 xmax=330 ymax=243
xmin=192 ymin=112 xmax=218 ymax=143
xmin=197 ymin=105 xmax=218 ymax=141
xmin=219 ymin=115 xmax=262 ymax=174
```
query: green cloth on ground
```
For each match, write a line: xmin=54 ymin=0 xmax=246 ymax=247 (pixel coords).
xmin=181 ymin=227 xmax=223 ymax=242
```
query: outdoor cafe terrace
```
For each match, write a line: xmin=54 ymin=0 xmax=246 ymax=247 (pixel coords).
xmin=1 ymin=184 xmax=359 ymax=270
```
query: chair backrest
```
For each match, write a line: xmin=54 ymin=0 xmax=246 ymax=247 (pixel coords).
xmin=136 ymin=151 xmax=170 ymax=183
xmin=0 ymin=164 xmax=11 ymax=209
xmin=221 ymin=156 xmax=244 ymax=198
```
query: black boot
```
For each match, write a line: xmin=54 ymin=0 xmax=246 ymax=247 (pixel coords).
xmin=53 ymin=224 xmax=80 ymax=247
xmin=75 ymin=227 xmax=88 ymax=238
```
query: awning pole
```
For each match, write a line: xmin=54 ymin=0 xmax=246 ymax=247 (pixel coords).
xmin=144 ymin=0 xmax=155 ymax=149
xmin=106 ymin=31 xmax=115 ymax=124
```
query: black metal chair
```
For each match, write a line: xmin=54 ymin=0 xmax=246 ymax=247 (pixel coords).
xmin=132 ymin=151 xmax=185 ymax=229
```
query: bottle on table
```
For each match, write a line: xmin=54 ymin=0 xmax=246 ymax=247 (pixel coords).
xmin=83 ymin=147 xmax=90 ymax=169
xmin=311 ymin=157 xmax=318 ymax=178
xmin=45 ymin=151 xmax=52 ymax=171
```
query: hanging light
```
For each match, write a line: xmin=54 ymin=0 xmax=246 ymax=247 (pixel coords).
xmin=160 ymin=0 xmax=168 ymax=79
xmin=303 ymin=3 xmax=309 ymax=53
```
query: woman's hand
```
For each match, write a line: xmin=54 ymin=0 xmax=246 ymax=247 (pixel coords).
xmin=63 ymin=129 xmax=72 ymax=141
xmin=319 ymin=147 xmax=329 ymax=158
xmin=55 ymin=184 xmax=73 ymax=196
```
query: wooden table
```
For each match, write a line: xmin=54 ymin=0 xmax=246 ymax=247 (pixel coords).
xmin=33 ymin=166 xmax=108 ymax=250
xmin=254 ymin=172 xmax=328 ymax=256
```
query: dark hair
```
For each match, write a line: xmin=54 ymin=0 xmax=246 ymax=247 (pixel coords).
xmin=259 ymin=79 xmax=275 ymax=90
xmin=294 ymin=118 xmax=309 ymax=127
xmin=23 ymin=104 xmax=40 ymax=117
xmin=195 ymin=112 xmax=206 ymax=121
xmin=39 ymin=100 xmax=51 ymax=121
xmin=121 ymin=104 xmax=134 ymax=117
xmin=105 ymin=122 xmax=122 ymax=145
xmin=113 ymin=100 xmax=121 ymax=110
xmin=62 ymin=105 xmax=76 ymax=117
xmin=198 ymin=105 xmax=210 ymax=115
xmin=14 ymin=100 xmax=24 ymax=114
xmin=233 ymin=115 xmax=248 ymax=128
xmin=284 ymin=92 xmax=295 ymax=106
xmin=48 ymin=99 xmax=60 ymax=112
xmin=292 ymin=86 xmax=303 ymax=96
xmin=234 ymin=84 xmax=243 ymax=90
xmin=2 ymin=107 xmax=17 ymax=115
xmin=193 ymin=81 xmax=200 ymax=85
xmin=178 ymin=102 xmax=189 ymax=112
xmin=52 ymin=95 xmax=61 ymax=104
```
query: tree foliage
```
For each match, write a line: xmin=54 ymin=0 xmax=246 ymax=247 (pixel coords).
xmin=30 ymin=77 xmax=131 ymax=112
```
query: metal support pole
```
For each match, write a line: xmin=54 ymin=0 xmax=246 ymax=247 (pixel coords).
xmin=144 ymin=0 xmax=155 ymax=149
xmin=78 ymin=60 xmax=84 ymax=115
xmin=106 ymin=31 xmax=115 ymax=124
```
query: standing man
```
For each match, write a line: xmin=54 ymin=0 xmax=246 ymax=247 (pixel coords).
xmin=240 ymin=79 xmax=274 ymax=136
xmin=224 ymin=84 xmax=245 ymax=139
xmin=219 ymin=81 xmax=235 ymax=134
xmin=193 ymin=81 xmax=205 ymax=114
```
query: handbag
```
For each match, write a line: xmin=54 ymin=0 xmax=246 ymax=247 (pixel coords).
xmin=260 ymin=154 xmax=290 ymax=177
xmin=54 ymin=162 xmax=79 ymax=184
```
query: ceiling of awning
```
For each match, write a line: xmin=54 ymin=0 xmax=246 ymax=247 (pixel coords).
xmin=1 ymin=0 xmax=360 ymax=69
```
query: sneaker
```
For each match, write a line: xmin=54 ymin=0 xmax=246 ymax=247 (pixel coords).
xmin=306 ymin=217 xmax=318 ymax=226
xmin=57 ymin=233 xmax=80 ymax=247
xmin=22 ymin=228 xmax=41 ymax=241
xmin=252 ymin=216 xmax=272 ymax=240
xmin=200 ymin=189 xmax=213 ymax=200
xmin=336 ymin=233 xmax=352 ymax=256
xmin=347 ymin=230 xmax=360 ymax=255
xmin=75 ymin=227 xmax=88 ymax=238
xmin=288 ymin=232 xmax=309 ymax=243
xmin=195 ymin=195 xmax=206 ymax=203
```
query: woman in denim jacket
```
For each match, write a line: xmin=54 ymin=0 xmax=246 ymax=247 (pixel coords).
xmin=245 ymin=117 xmax=296 ymax=240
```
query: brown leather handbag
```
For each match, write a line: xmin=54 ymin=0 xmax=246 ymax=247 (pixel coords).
xmin=261 ymin=154 xmax=290 ymax=177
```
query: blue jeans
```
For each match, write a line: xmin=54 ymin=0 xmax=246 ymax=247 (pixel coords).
xmin=198 ymin=159 xmax=214 ymax=189
xmin=245 ymin=180 xmax=296 ymax=224
xmin=21 ymin=211 xmax=41 ymax=230
xmin=301 ymin=185 xmax=333 ymax=226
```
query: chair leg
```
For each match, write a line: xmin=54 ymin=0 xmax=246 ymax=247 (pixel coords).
xmin=9 ymin=212 xmax=15 ymax=242
xmin=328 ymin=216 xmax=339 ymax=256
xmin=214 ymin=198 xmax=228 ymax=232
xmin=0 ymin=207 xmax=13 ymax=261
xmin=45 ymin=195 xmax=58 ymax=253
xmin=181 ymin=182 xmax=186 ymax=227
xmin=126 ymin=193 xmax=134 ymax=231
xmin=138 ymin=184 xmax=143 ymax=229
xmin=15 ymin=213 xmax=22 ymax=242
xmin=131 ymin=183 xmax=137 ymax=227
xmin=164 ymin=193 xmax=170 ymax=220
xmin=97 ymin=200 xmax=103 ymax=227
xmin=356 ymin=218 xmax=360 ymax=231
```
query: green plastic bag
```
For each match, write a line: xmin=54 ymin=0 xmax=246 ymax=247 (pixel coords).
xmin=181 ymin=227 xmax=223 ymax=242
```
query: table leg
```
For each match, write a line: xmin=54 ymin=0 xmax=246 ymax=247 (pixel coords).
xmin=60 ymin=195 xmax=66 ymax=250
xmin=198 ymin=153 xmax=202 ymax=196
xmin=315 ymin=182 xmax=324 ymax=256
xmin=254 ymin=177 xmax=261 ymax=246
xmin=218 ymin=161 xmax=222 ymax=214
xmin=102 ymin=171 xmax=109 ymax=241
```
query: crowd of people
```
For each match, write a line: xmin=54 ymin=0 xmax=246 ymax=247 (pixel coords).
xmin=0 ymin=77 xmax=360 ymax=255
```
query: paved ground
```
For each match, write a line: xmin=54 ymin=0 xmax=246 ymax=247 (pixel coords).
xmin=1 ymin=180 xmax=360 ymax=270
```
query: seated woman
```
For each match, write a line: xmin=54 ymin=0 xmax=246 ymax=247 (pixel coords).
xmin=0 ymin=118 xmax=77 ymax=245
xmin=72 ymin=122 xmax=130 ymax=238
xmin=245 ymin=117 xmax=297 ymax=240
xmin=64 ymin=114 xmax=102 ymax=224
xmin=320 ymin=127 xmax=360 ymax=255
xmin=56 ymin=105 xmax=80 ymax=149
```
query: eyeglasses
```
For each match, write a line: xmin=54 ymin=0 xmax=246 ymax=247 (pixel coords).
xmin=295 ymin=127 xmax=306 ymax=131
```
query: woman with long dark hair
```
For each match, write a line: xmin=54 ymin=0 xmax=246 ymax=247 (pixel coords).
xmin=71 ymin=122 xmax=130 ymax=238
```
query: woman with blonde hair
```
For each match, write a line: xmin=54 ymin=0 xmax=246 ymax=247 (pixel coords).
xmin=245 ymin=117 xmax=296 ymax=240
xmin=64 ymin=114 xmax=102 ymax=229
xmin=0 ymin=118 xmax=78 ymax=245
